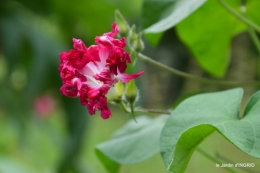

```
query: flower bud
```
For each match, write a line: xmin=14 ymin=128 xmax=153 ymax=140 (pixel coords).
xmin=125 ymin=80 xmax=138 ymax=104
xmin=115 ymin=10 xmax=130 ymax=37
xmin=106 ymin=81 xmax=125 ymax=104
xmin=131 ymin=32 xmax=144 ymax=52
xmin=129 ymin=25 xmax=138 ymax=43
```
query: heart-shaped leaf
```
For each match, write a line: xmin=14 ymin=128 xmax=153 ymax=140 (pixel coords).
xmin=160 ymin=88 xmax=260 ymax=173
xmin=96 ymin=115 xmax=168 ymax=173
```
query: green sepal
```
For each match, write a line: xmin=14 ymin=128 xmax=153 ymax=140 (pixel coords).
xmin=115 ymin=10 xmax=130 ymax=37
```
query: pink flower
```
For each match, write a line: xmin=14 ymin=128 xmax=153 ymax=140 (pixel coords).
xmin=58 ymin=23 xmax=144 ymax=119
xmin=33 ymin=95 xmax=55 ymax=117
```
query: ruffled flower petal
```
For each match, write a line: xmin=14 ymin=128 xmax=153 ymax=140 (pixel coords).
xmin=60 ymin=81 xmax=80 ymax=97
xmin=73 ymin=38 xmax=87 ymax=51
xmin=117 ymin=70 xmax=144 ymax=83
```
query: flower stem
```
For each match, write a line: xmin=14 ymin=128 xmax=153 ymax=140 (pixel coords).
xmin=119 ymin=102 xmax=129 ymax=114
xmin=218 ymin=0 xmax=260 ymax=33
xmin=138 ymin=53 xmax=260 ymax=86
xmin=134 ymin=108 xmax=171 ymax=114
xmin=119 ymin=101 xmax=171 ymax=115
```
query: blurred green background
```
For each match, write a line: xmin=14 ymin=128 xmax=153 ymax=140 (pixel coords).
xmin=0 ymin=0 xmax=260 ymax=173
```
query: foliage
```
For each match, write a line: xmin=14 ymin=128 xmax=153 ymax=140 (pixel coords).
xmin=95 ymin=0 xmax=260 ymax=173
xmin=96 ymin=115 xmax=168 ymax=173
xmin=161 ymin=88 xmax=260 ymax=172
xmin=1 ymin=0 xmax=260 ymax=173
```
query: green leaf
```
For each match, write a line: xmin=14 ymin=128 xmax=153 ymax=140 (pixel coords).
xmin=95 ymin=150 xmax=120 ymax=173
xmin=0 ymin=157 xmax=34 ymax=173
xmin=96 ymin=115 xmax=168 ymax=173
xmin=160 ymin=88 xmax=260 ymax=173
xmin=176 ymin=0 xmax=249 ymax=77
xmin=141 ymin=0 xmax=207 ymax=33
xmin=246 ymin=1 xmax=260 ymax=26
xmin=243 ymin=91 xmax=260 ymax=117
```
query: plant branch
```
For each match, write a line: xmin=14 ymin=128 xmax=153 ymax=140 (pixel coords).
xmin=138 ymin=53 xmax=260 ymax=86
xmin=218 ymin=0 xmax=260 ymax=33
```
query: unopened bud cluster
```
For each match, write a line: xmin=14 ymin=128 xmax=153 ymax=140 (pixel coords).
xmin=113 ymin=10 xmax=143 ymax=118
xmin=115 ymin=10 xmax=144 ymax=53
xmin=107 ymin=80 xmax=139 ymax=105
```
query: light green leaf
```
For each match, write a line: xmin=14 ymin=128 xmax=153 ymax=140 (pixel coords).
xmin=141 ymin=0 xmax=207 ymax=33
xmin=243 ymin=91 xmax=260 ymax=117
xmin=0 ymin=157 xmax=34 ymax=173
xmin=96 ymin=115 xmax=168 ymax=173
xmin=160 ymin=88 xmax=260 ymax=173
xmin=175 ymin=0 xmax=260 ymax=77
xmin=245 ymin=1 xmax=260 ymax=26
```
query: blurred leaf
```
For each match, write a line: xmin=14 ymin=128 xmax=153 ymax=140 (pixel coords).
xmin=160 ymin=88 xmax=260 ymax=173
xmin=96 ymin=115 xmax=168 ymax=173
xmin=141 ymin=0 xmax=206 ymax=33
xmin=0 ymin=7 xmax=65 ymax=108
xmin=95 ymin=150 xmax=120 ymax=173
xmin=245 ymin=0 xmax=260 ymax=26
xmin=0 ymin=157 xmax=34 ymax=173
xmin=176 ymin=0 xmax=260 ymax=77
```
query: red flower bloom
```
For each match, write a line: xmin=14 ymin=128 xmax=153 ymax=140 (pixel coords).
xmin=59 ymin=23 xmax=144 ymax=119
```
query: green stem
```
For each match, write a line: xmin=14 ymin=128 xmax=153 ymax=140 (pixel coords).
xmin=218 ymin=0 xmax=260 ymax=33
xmin=129 ymin=103 xmax=137 ymax=122
xmin=248 ymin=27 xmax=260 ymax=54
xmin=138 ymin=53 xmax=260 ymax=86
xmin=119 ymin=102 xmax=129 ymax=114
xmin=197 ymin=148 xmax=237 ymax=173
xmin=238 ymin=2 xmax=260 ymax=55
xmin=134 ymin=108 xmax=171 ymax=114
xmin=119 ymin=101 xmax=171 ymax=115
